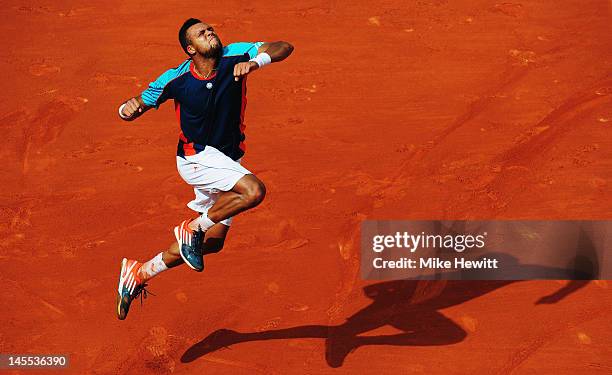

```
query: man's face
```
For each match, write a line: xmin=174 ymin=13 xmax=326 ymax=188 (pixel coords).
xmin=186 ymin=22 xmax=222 ymax=58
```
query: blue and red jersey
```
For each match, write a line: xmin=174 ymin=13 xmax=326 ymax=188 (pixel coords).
xmin=141 ymin=42 xmax=263 ymax=160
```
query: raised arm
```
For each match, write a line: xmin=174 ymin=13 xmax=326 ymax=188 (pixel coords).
xmin=233 ymin=41 xmax=294 ymax=81
xmin=118 ymin=60 xmax=190 ymax=121
xmin=257 ymin=41 xmax=294 ymax=62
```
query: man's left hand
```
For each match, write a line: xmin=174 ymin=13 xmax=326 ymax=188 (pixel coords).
xmin=233 ymin=61 xmax=259 ymax=81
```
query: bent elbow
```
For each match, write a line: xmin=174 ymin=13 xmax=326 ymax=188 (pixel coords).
xmin=284 ymin=41 xmax=295 ymax=54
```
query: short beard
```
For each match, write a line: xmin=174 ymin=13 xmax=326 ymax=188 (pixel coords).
xmin=202 ymin=42 xmax=223 ymax=59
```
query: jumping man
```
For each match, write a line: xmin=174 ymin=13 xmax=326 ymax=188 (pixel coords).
xmin=116 ymin=18 xmax=294 ymax=320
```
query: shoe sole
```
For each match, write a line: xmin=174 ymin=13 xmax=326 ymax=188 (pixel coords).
xmin=116 ymin=294 xmax=126 ymax=320
xmin=117 ymin=258 xmax=126 ymax=320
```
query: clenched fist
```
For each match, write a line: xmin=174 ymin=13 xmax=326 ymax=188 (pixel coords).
xmin=119 ymin=97 xmax=144 ymax=120
xmin=233 ymin=61 xmax=259 ymax=81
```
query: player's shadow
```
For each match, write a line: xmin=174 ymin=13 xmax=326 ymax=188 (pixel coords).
xmin=181 ymin=277 xmax=588 ymax=367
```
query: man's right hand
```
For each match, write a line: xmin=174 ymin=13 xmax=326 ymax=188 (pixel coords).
xmin=119 ymin=97 xmax=146 ymax=120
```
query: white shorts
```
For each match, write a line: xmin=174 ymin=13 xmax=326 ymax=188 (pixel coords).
xmin=176 ymin=146 xmax=251 ymax=226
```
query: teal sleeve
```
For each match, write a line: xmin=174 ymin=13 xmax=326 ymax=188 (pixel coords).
xmin=141 ymin=60 xmax=190 ymax=108
xmin=223 ymin=42 xmax=265 ymax=59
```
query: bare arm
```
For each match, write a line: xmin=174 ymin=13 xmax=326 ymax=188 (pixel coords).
xmin=118 ymin=96 xmax=152 ymax=121
xmin=233 ymin=41 xmax=294 ymax=81
xmin=257 ymin=41 xmax=294 ymax=62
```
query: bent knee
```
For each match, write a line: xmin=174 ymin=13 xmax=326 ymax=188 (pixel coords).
xmin=244 ymin=180 xmax=266 ymax=207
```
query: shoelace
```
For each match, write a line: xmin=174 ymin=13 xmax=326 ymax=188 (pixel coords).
xmin=134 ymin=283 xmax=156 ymax=306
xmin=193 ymin=226 xmax=205 ymax=256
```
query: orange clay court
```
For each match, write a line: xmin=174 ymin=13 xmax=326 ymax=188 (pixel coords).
xmin=0 ymin=1 xmax=611 ymax=374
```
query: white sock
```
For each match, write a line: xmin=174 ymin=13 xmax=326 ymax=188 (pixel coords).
xmin=138 ymin=252 xmax=169 ymax=281
xmin=191 ymin=214 xmax=216 ymax=232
